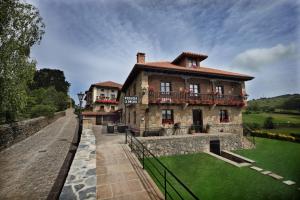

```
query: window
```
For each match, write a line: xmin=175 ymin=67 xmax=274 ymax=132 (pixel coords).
xmin=219 ymin=110 xmax=229 ymax=123
xmin=100 ymin=106 xmax=105 ymax=111
xmin=160 ymin=82 xmax=171 ymax=94
xmin=188 ymin=58 xmax=197 ymax=67
xmin=133 ymin=111 xmax=136 ymax=124
xmin=111 ymin=94 xmax=116 ymax=99
xmin=162 ymin=109 xmax=174 ymax=124
xmin=100 ymin=94 xmax=105 ymax=99
xmin=216 ymin=86 xmax=224 ymax=97
xmin=111 ymin=89 xmax=115 ymax=92
xmin=101 ymin=89 xmax=104 ymax=92
xmin=111 ymin=106 xmax=115 ymax=111
xmin=189 ymin=84 xmax=199 ymax=96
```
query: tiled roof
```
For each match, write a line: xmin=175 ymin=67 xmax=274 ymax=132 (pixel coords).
xmin=119 ymin=52 xmax=254 ymax=93
xmin=92 ymin=81 xmax=122 ymax=89
xmin=140 ymin=61 xmax=253 ymax=79
xmin=172 ymin=52 xmax=208 ymax=64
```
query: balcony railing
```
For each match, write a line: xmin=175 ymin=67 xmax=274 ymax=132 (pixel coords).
xmin=148 ymin=91 xmax=244 ymax=106
xmin=95 ymin=96 xmax=118 ymax=104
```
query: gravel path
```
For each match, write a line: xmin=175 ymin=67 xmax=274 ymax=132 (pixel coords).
xmin=0 ymin=109 xmax=77 ymax=200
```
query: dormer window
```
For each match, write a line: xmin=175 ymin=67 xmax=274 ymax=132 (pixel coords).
xmin=188 ymin=58 xmax=198 ymax=68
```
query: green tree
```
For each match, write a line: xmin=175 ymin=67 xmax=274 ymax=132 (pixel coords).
xmin=281 ymin=96 xmax=300 ymax=111
xmin=0 ymin=0 xmax=45 ymax=122
xmin=30 ymin=69 xmax=70 ymax=94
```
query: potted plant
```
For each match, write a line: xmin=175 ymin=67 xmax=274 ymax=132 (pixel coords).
xmin=189 ymin=125 xmax=196 ymax=134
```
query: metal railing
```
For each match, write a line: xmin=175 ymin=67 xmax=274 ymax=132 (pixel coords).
xmin=148 ymin=91 xmax=244 ymax=106
xmin=125 ymin=130 xmax=200 ymax=200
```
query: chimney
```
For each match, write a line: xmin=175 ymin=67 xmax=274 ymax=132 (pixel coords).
xmin=136 ymin=52 xmax=145 ymax=64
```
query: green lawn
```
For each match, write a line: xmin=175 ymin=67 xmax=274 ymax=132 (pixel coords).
xmin=235 ymin=137 xmax=300 ymax=183
xmin=243 ymin=112 xmax=300 ymax=125
xmin=145 ymin=138 xmax=300 ymax=200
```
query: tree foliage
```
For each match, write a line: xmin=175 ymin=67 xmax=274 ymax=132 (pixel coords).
xmin=280 ymin=96 xmax=300 ymax=111
xmin=25 ymin=87 xmax=69 ymax=118
xmin=0 ymin=0 xmax=45 ymax=122
xmin=30 ymin=68 xmax=70 ymax=94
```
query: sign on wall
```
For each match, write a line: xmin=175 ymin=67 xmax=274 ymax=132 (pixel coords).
xmin=124 ymin=96 xmax=138 ymax=104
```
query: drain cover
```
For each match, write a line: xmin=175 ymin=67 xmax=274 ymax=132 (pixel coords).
xmin=58 ymin=138 xmax=68 ymax=141
xmin=38 ymin=150 xmax=47 ymax=153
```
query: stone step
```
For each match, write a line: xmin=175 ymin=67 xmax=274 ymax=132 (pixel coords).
xmin=268 ymin=173 xmax=283 ymax=180
xmin=261 ymin=170 xmax=272 ymax=175
xmin=250 ymin=166 xmax=263 ymax=172
xmin=283 ymin=180 xmax=296 ymax=185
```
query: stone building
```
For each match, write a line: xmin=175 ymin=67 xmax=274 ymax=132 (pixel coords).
xmin=83 ymin=81 xmax=122 ymax=125
xmin=118 ymin=52 xmax=254 ymax=138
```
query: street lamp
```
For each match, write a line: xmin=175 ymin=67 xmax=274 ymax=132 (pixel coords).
xmin=77 ymin=91 xmax=85 ymax=119
xmin=77 ymin=92 xmax=85 ymax=109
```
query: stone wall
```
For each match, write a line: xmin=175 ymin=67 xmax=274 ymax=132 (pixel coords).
xmin=136 ymin=133 xmax=244 ymax=157
xmin=0 ymin=111 xmax=66 ymax=151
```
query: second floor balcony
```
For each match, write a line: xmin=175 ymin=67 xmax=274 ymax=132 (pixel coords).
xmin=95 ymin=96 xmax=118 ymax=104
xmin=148 ymin=91 xmax=245 ymax=106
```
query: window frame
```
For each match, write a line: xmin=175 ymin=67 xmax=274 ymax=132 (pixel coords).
xmin=189 ymin=84 xmax=200 ymax=96
xmin=100 ymin=105 xmax=105 ymax=112
xmin=216 ymin=85 xmax=224 ymax=97
xmin=162 ymin=109 xmax=174 ymax=124
xmin=219 ymin=110 xmax=229 ymax=123
xmin=160 ymin=82 xmax=172 ymax=94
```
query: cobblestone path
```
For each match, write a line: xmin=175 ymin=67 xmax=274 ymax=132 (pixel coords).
xmin=93 ymin=126 xmax=163 ymax=200
xmin=0 ymin=109 xmax=77 ymax=200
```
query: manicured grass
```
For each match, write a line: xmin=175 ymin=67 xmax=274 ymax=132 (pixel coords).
xmin=260 ymin=127 xmax=300 ymax=136
xmin=145 ymin=138 xmax=300 ymax=200
xmin=243 ymin=112 xmax=300 ymax=125
xmin=235 ymin=137 xmax=300 ymax=183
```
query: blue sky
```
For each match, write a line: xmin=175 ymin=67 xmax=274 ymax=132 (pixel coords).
xmin=27 ymin=0 xmax=299 ymax=103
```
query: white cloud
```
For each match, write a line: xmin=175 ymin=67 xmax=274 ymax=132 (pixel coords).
xmin=232 ymin=43 xmax=297 ymax=70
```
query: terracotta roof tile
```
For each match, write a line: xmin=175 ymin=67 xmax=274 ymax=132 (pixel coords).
xmin=139 ymin=61 xmax=253 ymax=79
xmin=92 ymin=81 xmax=122 ymax=89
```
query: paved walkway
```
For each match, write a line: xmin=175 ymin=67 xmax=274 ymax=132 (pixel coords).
xmin=93 ymin=126 xmax=163 ymax=200
xmin=0 ymin=109 xmax=77 ymax=200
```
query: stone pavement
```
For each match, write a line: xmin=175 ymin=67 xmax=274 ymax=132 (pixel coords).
xmin=93 ymin=125 xmax=163 ymax=200
xmin=0 ymin=109 xmax=77 ymax=200
xmin=60 ymin=128 xmax=97 ymax=199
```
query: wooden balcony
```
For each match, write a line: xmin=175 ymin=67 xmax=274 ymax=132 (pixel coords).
xmin=148 ymin=91 xmax=245 ymax=106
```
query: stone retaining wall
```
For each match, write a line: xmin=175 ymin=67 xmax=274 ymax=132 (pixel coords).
xmin=137 ymin=133 xmax=244 ymax=157
xmin=60 ymin=128 xmax=96 ymax=199
xmin=0 ymin=111 xmax=66 ymax=151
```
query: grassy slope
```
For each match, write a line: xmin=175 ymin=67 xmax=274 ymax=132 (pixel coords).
xmin=235 ymin=137 xmax=300 ymax=183
xmin=145 ymin=138 xmax=300 ymax=200
xmin=248 ymin=94 xmax=300 ymax=109
xmin=147 ymin=153 xmax=299 ymax=200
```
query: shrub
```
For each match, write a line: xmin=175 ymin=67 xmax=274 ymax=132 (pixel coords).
xmin=30 ymin=104 xmax=56 ymax=118
xmin=263 ymin=117 xmax=274 ymax=129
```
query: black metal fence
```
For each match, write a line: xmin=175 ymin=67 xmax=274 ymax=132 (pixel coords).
xmin=126 ymin=130 xmax=200 ymax=200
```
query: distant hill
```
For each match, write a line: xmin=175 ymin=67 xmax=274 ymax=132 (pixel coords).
xmin=247 ymin=94 xmax=300 ymax=112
